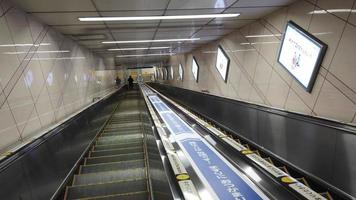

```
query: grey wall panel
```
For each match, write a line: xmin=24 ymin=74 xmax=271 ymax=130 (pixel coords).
xmin=150 ymin=83 xmax=356 ymax=198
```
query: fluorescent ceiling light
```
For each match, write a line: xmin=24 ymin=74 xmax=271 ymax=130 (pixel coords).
xmin=245 ymin=34 xmax=282 ymax=38
xmin=79 ymin=13 xmax=240 ymax=22
xmin=108 ymin=47 xmax=170 ymax=51
xmin=309 ymin=9 xmax=356 ymax=14
xmin=116 ymin=53 xmax=174 ymax=58
xmin=240 ymin=41 xmax=280 ymax=45
xmin=26 ymin=57 xmax=85 ymax=61
xmin=3 ymin=50 xmax=70 ymax=55
xmin=0 ymin=43 xmax=51 ymax=47
xmin=202 ymin=49 xmax=255 ymax=54
xmin=103 ymin=38 xmax=200 ymax=44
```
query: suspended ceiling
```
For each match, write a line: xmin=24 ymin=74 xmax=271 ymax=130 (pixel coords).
xmin=12 ymin=0 xmax=296 ymax=68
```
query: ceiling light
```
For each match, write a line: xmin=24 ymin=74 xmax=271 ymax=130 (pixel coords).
xmin=309 ymin=9 xmax=356 ymax=14
xmin=245 ymin=34 xmax=282 ymax=38
xmin=116 ymin=53 xmax=174 ymax=58
xmin=26 ymin=57 xmax=86 ymax=61
xmin=79 ymin=13 xmax=240 ymax=22
xmin=3 ymin=50 xmax=70 ymax=55
xmin=0 ymin=43 xmax=51 ymax=47
xmin=103 ymin=38 xmax=200 ymax=44
xmin=108 ymin=47 xmax=170 ymax=51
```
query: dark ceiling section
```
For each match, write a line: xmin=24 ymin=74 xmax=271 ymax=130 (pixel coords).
xmin=13 ymin=0 xmax=296 ymax=68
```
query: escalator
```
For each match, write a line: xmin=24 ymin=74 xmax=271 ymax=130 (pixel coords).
xmin=63 ymin=90 xmax=173 ymax=200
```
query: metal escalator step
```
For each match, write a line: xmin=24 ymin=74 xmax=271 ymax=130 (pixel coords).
xmin=106 ymin=122 xmax=142 ymax=129
xmin=66 ymin=179 xmax=147 ymax=199
xmin=85 ymin=153 xmax=144 ymax=165
xmin=87 ymin=191 xmax=148 ymax=200
xmin=80 ymin=159 xmax=145 ymax=174
xmin=73 ymin=168 xmax=146 ymax=185
xmin=90 ymin=147 xmax=143 ymax=157
xmin=94 ymin=142 xmax=143 ymax=151
xmin=101 ymin=130 xmax=142 ymax=137
xmin=96 ymin=136 xmax=142 ymax=146
xmin=97 ymin=134 xmax=143 ymax=143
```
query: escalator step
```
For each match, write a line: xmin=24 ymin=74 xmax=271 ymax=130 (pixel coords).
xmin=66 ymin=179 xmax=147 ymax=199
xmin=102 ymin=130 xmax=142 ymax=136
xmin=89 ymin=191 xmax=148 ymax=200
xmin=96 ymin=136 xmax=142 ymax=146
xmin=97 ymin=134 xmax=143 ymax=143
xmin=85 ymin=153 xmax=144 ymax=165
xmin=73 ymin=168 xmax=146 ymax=185
xmin=94 ymin=142 xmax=143 ymax=151
xmin=90 ymin=147 xmax=143 ymax=157
xmin=80 ymin=159 xmax=145 ymax=174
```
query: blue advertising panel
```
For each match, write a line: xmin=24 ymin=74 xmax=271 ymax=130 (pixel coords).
xmin=181 ymin=138 xmax=266 ymax=200
xmin=153 ymin=102 xmax=170 ymax=112
xmin=161 ymin=112 xmax=193 ymax=135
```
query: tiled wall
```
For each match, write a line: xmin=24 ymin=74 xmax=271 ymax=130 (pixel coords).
xmin=0 ymin=1 xmax=117 ymax=152
xmin=167 ymin=0 xmax=356 ymax=125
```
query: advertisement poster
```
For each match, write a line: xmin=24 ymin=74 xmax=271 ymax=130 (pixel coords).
xmin=192 ymin=57 xmax=199 ymax=82
xmin=216 ymin=46 xmax=230 ymax=82
xmin=278 ymin=22 xmax=326 ymax=91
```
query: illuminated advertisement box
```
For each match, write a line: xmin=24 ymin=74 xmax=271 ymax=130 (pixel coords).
xmin=215 ymin=45 xmax=230 ymax=82
xmin=192 ymin=57 xmax=199 ymax=82
xmin=278 ymin=21 xmax=327 ymax=92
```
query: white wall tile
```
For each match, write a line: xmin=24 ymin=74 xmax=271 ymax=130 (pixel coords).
xmin=316 ymin=0 xmax=354 ymax=20
xmin=314 ymin=80 xmax=356 ymax=122
xmin=285 ymin=90 xmax=312 ymax=114
xmin=348 ymin=3 xmax=356 ymax=26
xmin=266 ymin=70 xmax=290 ymax=108
xmin=5 ymin=7 xmax=34 ymax=61
xmin=308 ymin=12 xmax=347 ymax=69
xmin=253 ymin=56 xmax=273 ymax=97
xmin=285 ymin=0 xmax=315 ymax=29
xmin=329 ymin=24 xmax=356 ymax=92
xmin=291 ymin=74 xmax=325 ymax=108
xmin=0 ymin=16 xmax=21 ymax=87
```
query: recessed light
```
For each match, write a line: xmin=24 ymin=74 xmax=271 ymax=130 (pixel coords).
xmin=108 ymin=47 xmax=170 ymax=51
xmin=116 ymin=53 xmax=174 ymax=58
xmin=79 ymin=13 xmax=240 ymax=22
xmin=103 ymin=38 xmax=200 ymax=44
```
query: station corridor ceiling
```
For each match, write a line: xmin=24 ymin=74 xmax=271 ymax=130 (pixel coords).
xmin=12 ymin=0 xmax=296 ymax=67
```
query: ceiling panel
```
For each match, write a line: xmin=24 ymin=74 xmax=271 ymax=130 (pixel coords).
xmin=93 ymin=0 xmax=170 ymax=11
xmin=167 ymin=0 xmax=236 ymax=9
xmin=208 ymin=19 xmax=255 ymax=29
xmin=224 ymin=7 xmax=281 ymax=19
xmin=112 ymin=31 xmax=155 ymax=40
xmin=32 ymin=12 xmax=102 ymax=26
xmin=12 ymin=0 xmax=96 ymax=12
xmin=99 ymin=10 xmax=164 ymax=17
xmin=53 ymin=24 xmax=107 ymax=35
xmin=232 ymin=0 xmax=295 ymax=7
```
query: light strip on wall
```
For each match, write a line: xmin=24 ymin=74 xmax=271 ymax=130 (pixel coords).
xmin=108 ymin=47 xmax=170 ymax=51
xmin=79 ymin=13 xmax=240 ymax=21
xmin=103 ymin=38 xmax=200 ymax=44
xmin=3 ymin=50 xmax=70 ymax=55
xmin=116 ymin=53 xmax=174 ymax=58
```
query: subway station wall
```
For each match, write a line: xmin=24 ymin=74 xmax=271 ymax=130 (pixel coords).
xmin=166 ymin=0 xmax=356 ymax=125
xmin=0 ymin=1 xmax=117 ymax=152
